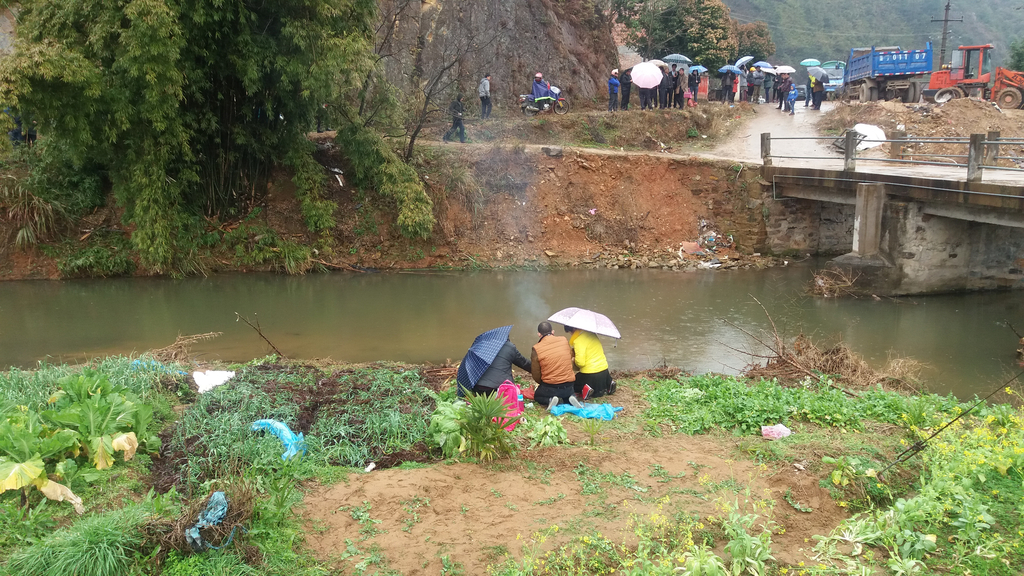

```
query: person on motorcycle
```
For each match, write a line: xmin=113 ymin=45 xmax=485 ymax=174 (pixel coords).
xmin=531 ymin=73 xmax=553 ymax=101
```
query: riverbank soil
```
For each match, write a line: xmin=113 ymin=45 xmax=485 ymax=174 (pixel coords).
xmin=300 ymin=427 xmax=849 ymax=575
xmin=316 ymin=141 xmax=780 ymax=271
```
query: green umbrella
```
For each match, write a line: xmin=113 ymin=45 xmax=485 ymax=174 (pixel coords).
xmin=800 ymin=58 xmax=821 ymax=67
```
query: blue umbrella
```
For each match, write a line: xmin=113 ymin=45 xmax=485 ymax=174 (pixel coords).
xmin=456 ymin=325 xmax=513 ymax=395
xmin=690 ymin=65 xmax=708 ymax=74
xmin=663 ymin=53 xmax=692 ymax=65
xmin=719 ymin=65 xmax=743 ymax=75
xmin=752 ymin=61 xmax=772 ymax=69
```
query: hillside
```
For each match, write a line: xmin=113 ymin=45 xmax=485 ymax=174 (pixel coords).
xmin=724 ymin=0 xmax=1022 ymax=69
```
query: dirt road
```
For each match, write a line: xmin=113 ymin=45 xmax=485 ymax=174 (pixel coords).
xmin=706 ymin=101 xmax=837 ymax=163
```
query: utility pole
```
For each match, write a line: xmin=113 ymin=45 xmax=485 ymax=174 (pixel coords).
xmin=931 ymin=0 xmax=963 ymax=70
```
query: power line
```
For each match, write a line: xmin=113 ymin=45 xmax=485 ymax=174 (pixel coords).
xmin=931 ymin=0 xmax=963 ymax=69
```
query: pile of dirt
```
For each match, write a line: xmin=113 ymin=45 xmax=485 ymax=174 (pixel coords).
xmin=819 ymin=99 xmax=1024 ymax=167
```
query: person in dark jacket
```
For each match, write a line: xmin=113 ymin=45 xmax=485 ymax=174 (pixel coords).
xmin=688 ymin=69 xmax=701 ymax=106
xmin=530 ymin=322 xmax=583 ymax=411
xmin=471 ymin=339 xmax=531 ymax=395
xmin=620 ymin=69 xmax=632 ymax=110
xmin=607 ymin=69 xmax=620 ymax=112
xmin=812 ymin=75 xmax=826 ymax=110
xmin=721 ymin=71 xmax=735 ymax=104
xmin=668 ymin=64 xmax=678 ymax=108
xmin=658 ymin=67 xmax=671 ymax=109
xmin=443 ymin=94 xmax=466 ymax=143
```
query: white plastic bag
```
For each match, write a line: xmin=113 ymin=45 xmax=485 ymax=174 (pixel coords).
xmin=193 ymin=370 xmax=235 ymax=393
xmin=761 ymin=424 xmax=792 ymax=440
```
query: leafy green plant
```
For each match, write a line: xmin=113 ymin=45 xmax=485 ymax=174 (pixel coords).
xmin=0 ymin=180 xmax=66 ymax=250
xmin=580 ymin=418 xmax=605 ymax=446
xmin=427 ymin=400 xmax=466 ymax=458
xmin=677 ymin=545 xmax=729 ymax=576
xmin=0 ymin=408 xmax=83 ymax=513
xmin=821 ymin=455 xmax=860 ymax=488
xmin=56 ymin=234 xmax=137 ymax=278
xmin=457 ymin=393 xmax=519 ymax=461
xmin=521 ymin=415 xmax=569 ymax=449
xmin=721 ymin=509 xmax=775 ymax=576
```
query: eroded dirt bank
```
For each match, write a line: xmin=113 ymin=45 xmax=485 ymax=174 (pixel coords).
xmin=324 ymin=143 xmax=782 ymax=272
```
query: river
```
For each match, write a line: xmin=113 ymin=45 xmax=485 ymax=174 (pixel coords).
xmin=1 ymin=264 xmax=1020 ymax=398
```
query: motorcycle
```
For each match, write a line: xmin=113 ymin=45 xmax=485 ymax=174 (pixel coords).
xmin=519 ymin=85 xmax=570 ymax=116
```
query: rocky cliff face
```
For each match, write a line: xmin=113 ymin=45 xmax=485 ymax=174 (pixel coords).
xmin=377 ymin=0 xmax=618 ymax=103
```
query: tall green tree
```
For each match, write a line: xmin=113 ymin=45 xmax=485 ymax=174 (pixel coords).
xmin=1010 ymin=39 xmax=1024 ymax=71
xmin=734 ymin=21 xmax=776 ymax=62
xmin=0 ymin=0 xmax=376 ymax=268
xmin=612 ymin=0 xmax=749 ymax=70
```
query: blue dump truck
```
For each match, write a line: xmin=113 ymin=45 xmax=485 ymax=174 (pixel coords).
xmin=843 ymin=42 xmax=932 ymax=103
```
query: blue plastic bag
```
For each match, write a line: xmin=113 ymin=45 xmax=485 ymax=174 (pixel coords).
xmin=549 ymin=403 xmax=623 ymax=421
xmin=251 ymin=419 xmax=306 ymax=460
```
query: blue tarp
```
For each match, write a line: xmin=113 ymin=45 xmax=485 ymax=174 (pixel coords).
xmin=549 ymin=403 xmax=623 ymax=421
xmin=251 ymin=419 xmax=306 ymax=460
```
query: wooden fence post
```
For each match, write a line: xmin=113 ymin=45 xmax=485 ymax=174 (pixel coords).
xmin=889 ymin=130 xmax=907 ymax=160
xmin=967 ymin=133 xmax=985 ymax=183
xmin=984 ymin=130 xmax=1000 ymax=166
xmin=761 ymin=133 xmax=772 ymax=166
xmin=844 ymin=130 xmax=858 ymax=171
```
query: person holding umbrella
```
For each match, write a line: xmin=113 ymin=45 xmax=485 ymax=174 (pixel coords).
xmin=456 ymin=326 xmax=531 ymax=397
xmin=563 ymin=325 xmax=615 ymax=399
xmin=530 ymin=322 xmax=584 ymax=411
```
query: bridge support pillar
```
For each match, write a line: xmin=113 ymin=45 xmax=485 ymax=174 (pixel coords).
xmin=851 ymin=183 xmax=886 ymax=257
xmin=831 ymin=183 xmax=896 ymax=287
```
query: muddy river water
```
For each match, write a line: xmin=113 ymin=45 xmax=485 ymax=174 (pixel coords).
xmin=1 ymin=264 xmax=1021 ymax=398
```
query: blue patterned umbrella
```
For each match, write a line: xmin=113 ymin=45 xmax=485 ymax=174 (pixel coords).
xmin=456 ymin=325 xmax=513 ymax=395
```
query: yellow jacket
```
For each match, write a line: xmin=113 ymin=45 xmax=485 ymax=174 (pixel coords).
xmin=569 ymin=330 xmax=609 ymax=374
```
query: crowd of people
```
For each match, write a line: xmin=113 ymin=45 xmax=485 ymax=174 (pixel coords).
xmin=443 ymin=63 xmax=826 ymax=142
xmin=461 ymin=322 xmax=616 ymax=412
xmin=608 ymin=64 xmax=702 ymax=112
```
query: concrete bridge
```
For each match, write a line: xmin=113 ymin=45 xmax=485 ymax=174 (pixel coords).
xmin=760 ymin=131 xmax=1024 ymax=295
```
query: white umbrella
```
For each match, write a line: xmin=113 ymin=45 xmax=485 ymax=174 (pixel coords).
xmin=760 ymin=66 xmax=777 ymax=75
xmin=735 ymin=56 xmax=754 ymax=68
xmin=630 ymin=61 xmax=664 ymax=89
xmin=647 ymin=59 xmax=667 ymax=68
xmin=548 ymin=308 xmax=621 ymax=339
xmin=774 ymin=65 xmax=796 ymax=74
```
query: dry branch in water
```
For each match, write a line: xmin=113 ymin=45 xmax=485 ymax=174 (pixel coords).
xmin=733 ymin=296 xmax=922 ymax=391
xmin=148 ymin=332 xmax=222 ymax=363
xmin=809 ymin=268 xmax=861 ymax=298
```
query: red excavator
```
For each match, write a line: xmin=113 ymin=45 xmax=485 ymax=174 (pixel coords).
xmin=926 ymin=44 xmax=1024 ymax=109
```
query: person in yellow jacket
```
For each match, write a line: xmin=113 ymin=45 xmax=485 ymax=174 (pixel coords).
xmin=565 ymin=325 xmax=616 ymax=399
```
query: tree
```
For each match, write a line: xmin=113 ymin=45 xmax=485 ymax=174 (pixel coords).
xmin=612 ymin=0 xmax=744 ymax=70
xmin=0 ymin=0 xmax=376 ymax=268
xmin=735 ymin=21 xmax=776 ymax=62
xmin=1010 ymin=39 xmax=1024 ymax=71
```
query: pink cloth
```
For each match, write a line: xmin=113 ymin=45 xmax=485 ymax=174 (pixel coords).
xmin=495 ymin=380 xmax=525 ymax=431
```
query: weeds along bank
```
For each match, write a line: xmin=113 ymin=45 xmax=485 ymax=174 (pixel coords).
xmin=1 ymin=357 xmax=1022 ymax=575
xmin=0 ymin=104 xmax=767 ymax=280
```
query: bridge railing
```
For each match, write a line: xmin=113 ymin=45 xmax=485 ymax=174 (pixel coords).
xmin=760 ymin=131 xmax=1024 ymax=183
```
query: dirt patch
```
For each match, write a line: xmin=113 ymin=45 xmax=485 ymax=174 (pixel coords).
xmin=819 ymin=99 xmax=1024 ymax=168
xmin=300 ymin=430 xmax=848 ymax=575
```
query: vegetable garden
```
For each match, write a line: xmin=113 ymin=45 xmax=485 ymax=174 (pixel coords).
xmin=1 ymin=357 xmax=1022 ymax=575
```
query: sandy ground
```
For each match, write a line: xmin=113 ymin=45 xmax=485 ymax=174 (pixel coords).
xmin=300 ymin=410 xmax=847 ymax=575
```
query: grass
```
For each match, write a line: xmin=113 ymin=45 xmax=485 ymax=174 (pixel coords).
xmin=2 ymin=358 xmax=1022 ymax=576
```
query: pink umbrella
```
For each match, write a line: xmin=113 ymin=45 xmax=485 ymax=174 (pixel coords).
xmin=630 ymin=62 xmax=663 ymax=89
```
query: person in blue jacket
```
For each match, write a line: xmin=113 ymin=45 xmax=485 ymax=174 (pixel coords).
xmin=608 ymin=69 xmax=620 ymax=112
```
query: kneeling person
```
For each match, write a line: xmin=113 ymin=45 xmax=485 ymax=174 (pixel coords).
xmin=565 ymin=325 xmax=614 ymax=398
xmin=531 ymin=322 xmax=583 ymax=411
